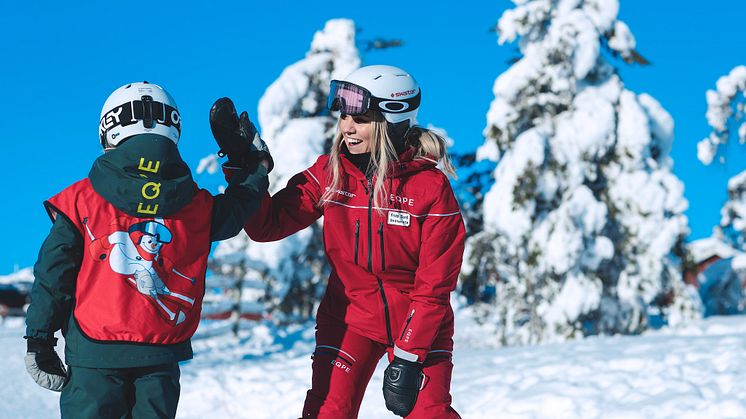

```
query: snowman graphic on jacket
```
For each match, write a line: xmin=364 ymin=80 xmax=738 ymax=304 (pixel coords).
xmin=87 ymin=218 xmax=196 ymax=325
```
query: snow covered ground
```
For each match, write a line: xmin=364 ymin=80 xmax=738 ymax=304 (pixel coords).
xmin=3 ymin=313 xmax=746 ymax=418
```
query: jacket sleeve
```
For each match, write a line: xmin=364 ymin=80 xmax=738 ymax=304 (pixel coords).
xmin=25 ymin=215 xmax=83 ymax=341
xmin=210 ymin=164 xmax=270 ymax=242
xmin=393 ymin=176 xmax=465 ymax=362
xmin=240 ymin=158 xmax=325 ymax=242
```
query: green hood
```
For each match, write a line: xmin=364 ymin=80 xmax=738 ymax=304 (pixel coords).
xmin=88 ymin=134 xmax=195 ymax=217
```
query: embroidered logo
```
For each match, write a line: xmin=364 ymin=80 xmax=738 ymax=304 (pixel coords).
xmin=388 ymin=211 xmax=411 ymax=227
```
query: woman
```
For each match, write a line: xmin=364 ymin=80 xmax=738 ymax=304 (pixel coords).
xmin=225 ymin=65 xmax=464 ymax=418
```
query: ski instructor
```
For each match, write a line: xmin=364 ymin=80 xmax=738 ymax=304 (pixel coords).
xmin=213 ymin=65 xmax=465 ymax=418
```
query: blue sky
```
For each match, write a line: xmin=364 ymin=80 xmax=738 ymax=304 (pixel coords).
xmin=1 ymin=0 xmax=745 ymax=273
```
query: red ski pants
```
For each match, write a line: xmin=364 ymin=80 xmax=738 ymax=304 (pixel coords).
xmin=301 ymin=322 xmax=460 ymax=419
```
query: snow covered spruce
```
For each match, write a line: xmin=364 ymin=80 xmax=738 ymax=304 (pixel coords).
xmin=198 ymin=19 xmax=361 ymax=325
xmin=689 ymin=66 xmax=746 ymax=318
xmin=457 ymin=0 xmax=701 ymax=345
xmin=695 ymin=66 xmax=746 ymax=255
xmin=697 ymin=65 xmax=746 ymax=166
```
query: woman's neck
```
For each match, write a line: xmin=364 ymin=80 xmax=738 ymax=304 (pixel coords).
xmin=345 ymin=152 xmax=373 ymax=178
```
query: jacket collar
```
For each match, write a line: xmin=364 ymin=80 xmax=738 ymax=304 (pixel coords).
xmin=88 ymin=134 xmax=195 ymax=217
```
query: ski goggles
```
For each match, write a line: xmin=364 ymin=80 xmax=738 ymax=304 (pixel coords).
xmin=327 ymin=80 xmax=421 ymax=116
xmin=128 ymin=220 xmax=173 ymax=244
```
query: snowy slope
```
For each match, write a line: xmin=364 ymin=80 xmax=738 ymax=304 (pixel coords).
xmin=3 ymin=313 xmax=746 ymax=418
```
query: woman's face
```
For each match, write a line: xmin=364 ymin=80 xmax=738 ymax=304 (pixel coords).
xmin=340 ymin=113 xmax=373 ymax=154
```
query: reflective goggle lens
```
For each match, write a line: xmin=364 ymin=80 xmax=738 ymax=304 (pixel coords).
xmin=328 ymin=80 xmax=370 ymax=115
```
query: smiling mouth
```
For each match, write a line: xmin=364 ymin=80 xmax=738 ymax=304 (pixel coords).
xmin=347 ymin=138 xmax=363 ymax=146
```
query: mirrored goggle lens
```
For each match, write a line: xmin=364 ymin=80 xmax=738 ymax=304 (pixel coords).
xmin=328 ymin=80 xmax=370 ymax=115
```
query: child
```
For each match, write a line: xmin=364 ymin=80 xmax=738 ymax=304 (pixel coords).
xmin=24 ymin=82 xmax=270 ymax=418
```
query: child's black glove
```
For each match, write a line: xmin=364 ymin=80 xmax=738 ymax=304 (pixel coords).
xmin=382 ymin=356 xmax=425 ymax=417
xmin=210 ymin=97 xmax=274 ymax=172
xmin=24 ymin=337 xmax=67 ymax=392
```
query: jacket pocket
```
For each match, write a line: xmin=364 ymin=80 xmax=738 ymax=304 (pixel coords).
xmin=378 ymin=222 xmax=385 ymax=271
xmin=354 ymin=219 xmax=360 ymax=265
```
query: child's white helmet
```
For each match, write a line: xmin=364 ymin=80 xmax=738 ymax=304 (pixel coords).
xmin=328 ymin=65 xmax=421 ymax=127
xmin=99 ymin=81 xmax=181 ymax=148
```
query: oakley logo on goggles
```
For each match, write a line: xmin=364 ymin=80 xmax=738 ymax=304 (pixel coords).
xmin=99 ymin=95 xmax=181 ymax=140
xmin=328 ymin=80 xmax=421 ymax=116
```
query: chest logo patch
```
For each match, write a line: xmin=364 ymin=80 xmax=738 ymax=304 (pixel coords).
xmin=387 ymin=211 xmax=411 ymax=227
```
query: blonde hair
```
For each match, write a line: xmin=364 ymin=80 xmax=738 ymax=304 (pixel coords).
xmin=320 ymin=112 xmax=456 ymax=210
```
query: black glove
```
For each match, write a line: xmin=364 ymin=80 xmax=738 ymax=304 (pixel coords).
xmin=24 ymin=337 xmax=67 ymax=392
xmin=383 ymin=356 xmax=425 ymax=417
xmin=209 ymin=97 xmax=274 ymax=172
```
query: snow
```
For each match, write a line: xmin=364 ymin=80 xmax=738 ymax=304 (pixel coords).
xmin=482 ymin=127 xmax=546 ymax=242
xmin=0 ymin=267 xmax=33 ymax=285
xmin=713 ymin=169 xmax=746 ymax=250
xmin=0 ymin=267 xmax=33 ymax=293
xmin=5 ymin=314 xmax=746 ymax=418
xmin=698 ymin=65 xmax=746 ymax=165
xmin=688 ymin=238 xmax=737 ymax=263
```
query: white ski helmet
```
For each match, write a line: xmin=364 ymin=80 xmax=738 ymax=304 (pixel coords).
xmin=99 ymin=81 xmax=181 ymax=148
xmin=328 ymin=65 xmax=421 ymax=126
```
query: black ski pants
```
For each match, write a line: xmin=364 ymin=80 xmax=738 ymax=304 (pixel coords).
xmin=60 ymin=362 xmax=180 ymax=419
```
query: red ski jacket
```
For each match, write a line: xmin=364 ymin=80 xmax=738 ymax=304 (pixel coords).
xmin=46 ymin=179 xmax=213 ymax=344
xmin=243 ymin=149 xmax=465 ymax=362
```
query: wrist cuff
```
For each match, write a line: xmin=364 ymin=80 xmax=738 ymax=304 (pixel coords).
xmin=25 ymin=336 xmax=56 ymax=352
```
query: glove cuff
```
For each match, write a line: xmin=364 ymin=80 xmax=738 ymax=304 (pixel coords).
xmin=393 ymin=345 xmax=421 ymax=363
xmin=392 ymin=356 xmax=421 ymax=369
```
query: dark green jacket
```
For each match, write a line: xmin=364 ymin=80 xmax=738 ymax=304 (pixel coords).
xmin=26 ymin=134 xmax=268 ymax=368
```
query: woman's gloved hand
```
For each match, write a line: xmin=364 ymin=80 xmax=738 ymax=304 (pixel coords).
xmin=382 ymin=356 xmax=425 ymax=417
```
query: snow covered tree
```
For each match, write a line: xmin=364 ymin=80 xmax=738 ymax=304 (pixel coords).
xmin=697 ymin=65 xmax=746 ymax=166
xmin=696 ymin=66 xmax=746 ymax=251
xmin=714 ymin=171 xmax=746 ymax=251
xmin=199 ymin=19 xmax=360 ymax=325
xmin=460 ymin=0 xmax=700 ymax=345
xmin=450 ymin=153 xmax=497 ymax=304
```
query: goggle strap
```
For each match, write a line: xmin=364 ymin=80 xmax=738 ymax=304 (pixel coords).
xmin=99 ymin=100 xmax=181 ymax=140
xmin=370 ymin=91 xmax=421 ymax=114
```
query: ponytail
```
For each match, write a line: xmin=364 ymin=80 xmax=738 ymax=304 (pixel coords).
xmin=406 ymin=126 xmax=457 ymax=179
